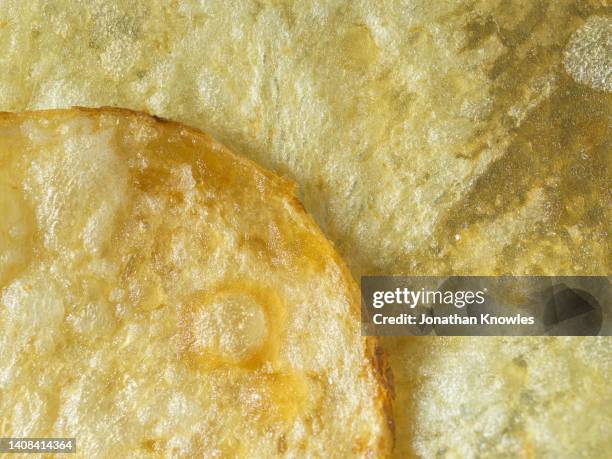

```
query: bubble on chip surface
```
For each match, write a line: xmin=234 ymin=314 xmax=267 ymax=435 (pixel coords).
xmin=563 ymin=15 xmax=612 ymax=92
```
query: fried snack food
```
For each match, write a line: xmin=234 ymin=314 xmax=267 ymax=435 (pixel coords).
xmin=387 ymin=336 xmax=612 ymax=458
xmin=0 ymin=1 xmax=610 ymax=458
xmin=0 ymin=1 xmax=608 ymax=277
xmin=0 ymin=108 xmax=392 ymax=458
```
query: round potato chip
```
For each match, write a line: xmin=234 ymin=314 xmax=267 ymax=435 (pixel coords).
xmin=0 ymin=107 xmax=392 ymax=458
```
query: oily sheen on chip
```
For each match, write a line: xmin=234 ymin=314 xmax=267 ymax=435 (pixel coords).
xmin=0 ymin=108 xmax=392 ymax=458
xmin=0 ymin=1 xmax=610 ymax=457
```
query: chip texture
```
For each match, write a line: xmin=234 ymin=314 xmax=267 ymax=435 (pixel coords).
xmin=0 ymin=108 xmax=392 ymax=458
xmin=0 ymin=1 xmax=610 ymax=458
xmin=0 ymin=0 xmax=608 ymax=278
xmin=387 ymin=336 xmax=612 ymax=458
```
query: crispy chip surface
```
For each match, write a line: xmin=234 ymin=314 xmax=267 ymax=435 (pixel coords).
xmin=0 ymin=1 xmax=610 ymax=457
xmin=0 ymin=108 xmax=392 ymax=458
